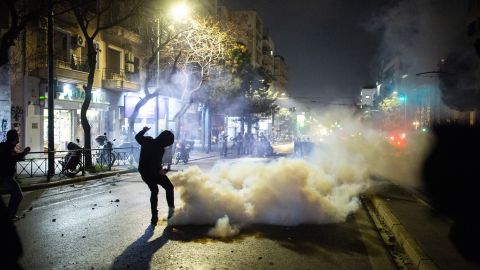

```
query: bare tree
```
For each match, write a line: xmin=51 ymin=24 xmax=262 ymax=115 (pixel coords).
xmin=163 ymin=16 xmax=237 ymax=137
xmin=127 ymin=15 xmax=183 ymax=137
xmin=0 ymin=0 xmax=46 ymax=67
xmin=67 ymin=0 xmax=143 ymax=167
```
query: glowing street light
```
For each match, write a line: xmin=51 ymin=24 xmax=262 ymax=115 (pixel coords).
xmin=170 ymin=2 xmax=190 ymax=21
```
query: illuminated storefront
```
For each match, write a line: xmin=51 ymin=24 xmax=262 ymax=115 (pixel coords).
xmin=41 ymin=82 xmax=110 ymax=150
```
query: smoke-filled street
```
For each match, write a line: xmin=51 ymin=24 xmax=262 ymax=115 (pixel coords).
xmin=14 ymin=156 xmax=395 ymax=270
xmin=3 ymin=0 xmax=480 ymax=269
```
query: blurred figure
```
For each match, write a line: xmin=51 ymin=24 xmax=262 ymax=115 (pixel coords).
xmin=0 ymin=130 xmax=30 ymax=220
xmin=422 ymin=124 xmax=480 ymax=262
xmin=234 ymin=132 xmax=243 ymax=156
xmin=219 ymin=131 xmax=228 ymax=157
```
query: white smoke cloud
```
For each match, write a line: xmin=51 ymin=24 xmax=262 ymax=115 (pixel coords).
xmin=168 ymin=107 xmax=433 ymax=236
xmin=207 ymin=215 xmax=240 ymax=238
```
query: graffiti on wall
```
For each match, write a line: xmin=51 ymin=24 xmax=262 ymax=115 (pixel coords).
xmin=11 ymin=105 xmax=23 ymax=135
xmin=0 ymin=118 xmax=7 ymax=142
xmin=0 ymin=101 xmax=10 ymax=142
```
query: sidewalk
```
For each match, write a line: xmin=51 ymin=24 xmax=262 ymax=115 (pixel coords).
xmin=17 ymin=151 xmax=220 ymax=192
xmin=367 ymin=184 xmax=480 ymax=270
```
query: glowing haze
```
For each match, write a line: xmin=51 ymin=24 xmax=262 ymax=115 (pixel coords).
xmin=169 ymin=107 xmax=432 ymax=238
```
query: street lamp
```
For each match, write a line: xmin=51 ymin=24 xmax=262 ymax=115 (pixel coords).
xmin=170 ymin=2 xmax=190 ymax=21
xmin=154 ymin=3 xmax=191 ymax=134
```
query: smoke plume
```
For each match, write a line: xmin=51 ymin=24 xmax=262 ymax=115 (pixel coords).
xmin=169 ymin=107 xmax=433 ymax=237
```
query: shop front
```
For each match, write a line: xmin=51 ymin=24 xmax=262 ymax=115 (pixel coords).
xmin=41 ymin=81 xmax=110 ymax=151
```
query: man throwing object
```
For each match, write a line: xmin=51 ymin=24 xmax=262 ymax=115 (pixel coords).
xmin=135 ymin=127 xmax=175 ymax=225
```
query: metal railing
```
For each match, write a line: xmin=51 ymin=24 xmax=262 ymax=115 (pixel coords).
xmin=15 ymin=146 xmax=140 ymax=180
xmin=29 ymin=54 xmax=90 ymax=72
xmin=102 ymin=68 xmax=140 ymax=83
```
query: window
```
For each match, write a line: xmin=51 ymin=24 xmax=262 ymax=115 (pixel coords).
xmin=107 ymin=48 xmax=121 ymax=76
xmin=54 ymin=30 xmax=70 ymax=62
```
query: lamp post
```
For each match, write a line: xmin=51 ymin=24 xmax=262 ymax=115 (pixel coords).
xmin=167 ymin=2 xmax=190 ymax=137
xmin=399 ymin=95 xmax=407 ymax=128
xmin=47 ymin=0 xmax=55 ymax=179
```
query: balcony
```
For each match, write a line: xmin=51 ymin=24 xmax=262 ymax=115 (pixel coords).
xmin=102 ymin=69 xmax=141 ymax=92
xmin=29 ymin=55 xmax=90 ymax=84
xmin=103 ymin=25 xmax=142 ymax=45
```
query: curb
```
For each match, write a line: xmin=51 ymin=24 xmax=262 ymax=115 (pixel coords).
xmin=20 ymin=168 xmax=138 ymax=192
xmin=369 ymin=195 xmax=439 ymax=270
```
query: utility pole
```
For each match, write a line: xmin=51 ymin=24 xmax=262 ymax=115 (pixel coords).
xmin=155 ymin=18 xmax=160 ymax=135
xmin=47 ymin=0 xmax=55 ymax=179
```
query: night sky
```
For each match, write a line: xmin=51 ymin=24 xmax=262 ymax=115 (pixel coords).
xmin=222 ymin=0 xmax=395 ymax=102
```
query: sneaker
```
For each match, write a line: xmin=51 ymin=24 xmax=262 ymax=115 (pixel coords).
xmin=167 ymin=207 xmax=175 ymax=219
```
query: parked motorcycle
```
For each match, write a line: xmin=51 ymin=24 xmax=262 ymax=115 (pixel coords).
xmin=59 ymin=139 xmax=83 ymax=177
xmin=174 ymin=140 xmax=193 ymax=164
xmin=95 ymin=133 xmax=117 ymax=168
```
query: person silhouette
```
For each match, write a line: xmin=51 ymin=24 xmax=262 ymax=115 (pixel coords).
xmin=422 ymin=123 xmax=480 ymax=262
xmin=135 ymin=127 xmax=175 ymax=225
xmin=0 ymin=129 xmax=30 ymax=220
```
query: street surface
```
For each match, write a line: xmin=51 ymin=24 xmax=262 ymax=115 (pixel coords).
xmin=11 ymin=156 xmax=395 ymax=270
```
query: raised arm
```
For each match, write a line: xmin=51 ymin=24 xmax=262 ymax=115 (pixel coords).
xmin=135 ymin=127 xmax=151 ymax=146
xmin=12 ymin=147 xmax=30 ymax=162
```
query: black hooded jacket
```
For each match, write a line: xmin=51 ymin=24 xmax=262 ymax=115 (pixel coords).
xmin=135 ymin=130 xmax=174 ymax=176
xmin=0 ymin=142 xmax=28 ymax=177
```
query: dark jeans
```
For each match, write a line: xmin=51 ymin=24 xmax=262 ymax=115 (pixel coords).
xmin=1 ymin=176 xmax=23 ymax=218
xmin=141 ymin=173 xmax=174 ymax=216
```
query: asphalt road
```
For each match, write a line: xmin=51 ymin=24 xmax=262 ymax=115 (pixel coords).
xmin=10 ymin=156 xmax=396 ymax=270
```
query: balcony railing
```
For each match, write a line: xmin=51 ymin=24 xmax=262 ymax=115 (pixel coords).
xmin=30 ymin=54 xmax=89 ymax=72
xmin=29 ymin=54 xmax=90 ymax=83
xmin=102 ymin=68 xmax=141 ymax=91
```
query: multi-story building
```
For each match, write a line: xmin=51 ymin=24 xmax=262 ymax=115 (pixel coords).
xmin=8 ymin=8 xmax=143 ymax=151
xmin=360 ymin=87 xmax=377 ymax=107
xmin=273 ymin=55 xmax=288 ymax=97
xmin=261 ymin=35 xmax=275 ymax=76
xmin=229 ymin=10 xmax=264 ymax=68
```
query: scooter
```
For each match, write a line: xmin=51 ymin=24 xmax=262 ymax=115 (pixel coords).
xmin=95 ymin=133 xmax=117 ymax=168
xmin=174 ymin=140 xmax=192 ymax=164
xmin=60 ymin=139 xmax=83 ymax=177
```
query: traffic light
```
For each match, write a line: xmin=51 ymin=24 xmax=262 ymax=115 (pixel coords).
xmin=39 ymin=84 xmax=47 ymax=107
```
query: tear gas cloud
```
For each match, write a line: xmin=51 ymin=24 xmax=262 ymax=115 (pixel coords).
xmin=169 ymin=107 xmax=433 ymax=238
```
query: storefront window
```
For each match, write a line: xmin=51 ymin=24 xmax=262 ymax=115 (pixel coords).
xmin=43 ymin=109 xmax=72 ymax=151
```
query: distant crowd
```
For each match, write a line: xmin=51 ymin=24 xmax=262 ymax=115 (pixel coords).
xmin=219 ymin=131 xmax=273 ymax=157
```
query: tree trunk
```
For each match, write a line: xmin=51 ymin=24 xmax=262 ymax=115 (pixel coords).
xmin=201 ymin=106 xmax=206 ymax=151
xmin=173 ymin=100 xmax=193 ymax=138
xmin=240 ymin=115 xmax=245 ymax=134
xmin=81 ymin=40 xmax=97 ymax=168
xmin=206 ymin=105 xmax=211 ymax=153
xmin=128 ymin=93 xmax=156 ymax=139
xmin=247 ymin=116 xmax=252 ymax=134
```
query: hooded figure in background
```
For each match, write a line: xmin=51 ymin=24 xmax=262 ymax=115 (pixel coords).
xmin=135 ymin=127 xmax=175 ymax=225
